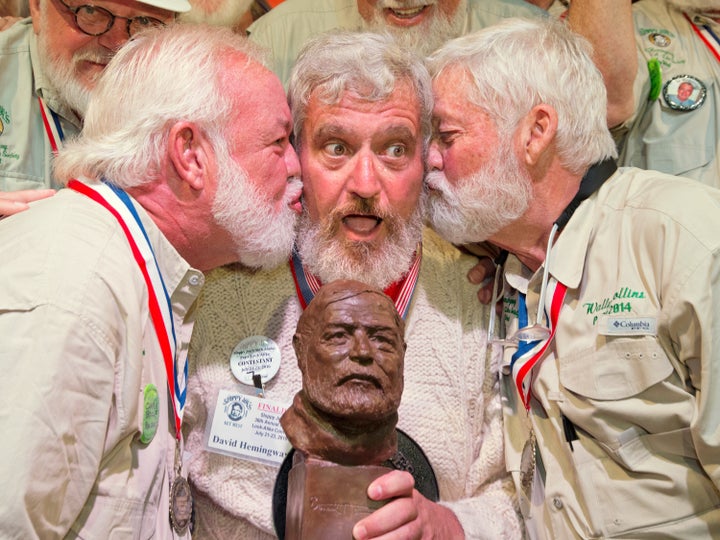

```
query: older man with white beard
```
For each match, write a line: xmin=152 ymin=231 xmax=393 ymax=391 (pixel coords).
xmin=615 ymin=0 xmax=720 ymax=187
xmin=0 ymin=24 xmax=302 ymax=538
xmin=426 ymin=17 xmax=720 ymax=539
xmin=246 ymin=0 xmax=637 ymax=132
xmin=183 ymin=30 xmax=521 ymax=540
xmin=0 ymin=0 xmax=190 ymax=216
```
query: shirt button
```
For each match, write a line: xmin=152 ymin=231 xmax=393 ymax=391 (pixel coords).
xmin=553 ymin=498 xmax=563 ymax=510
xmin=189 ymin=275 xmax=200 ymax=286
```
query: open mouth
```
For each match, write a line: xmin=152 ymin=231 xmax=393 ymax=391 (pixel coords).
xmin=342 ymin=214 xmax=382 ymax=236
xmin=386 ymin=5 xmax=430 ymax=19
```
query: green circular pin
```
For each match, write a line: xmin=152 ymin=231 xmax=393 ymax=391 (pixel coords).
xmin=140 ymin=383 xmax=160 ymax=444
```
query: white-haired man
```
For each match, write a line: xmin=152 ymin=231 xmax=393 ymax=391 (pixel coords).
xmin=184 ymin=30 xmax=520 ymax=540
xmin=0 ymin=0 xmax=190 ymax=214
xmin=427 ymin=16 xmax=720 ymax=538
xmin=0 ymin=23 xmax=302 ymax=538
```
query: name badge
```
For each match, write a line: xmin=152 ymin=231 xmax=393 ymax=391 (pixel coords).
xmin=598 ymin=316 xmax=657 ymax=336
xmin=206 ymin=389 xmax=291 ymax=467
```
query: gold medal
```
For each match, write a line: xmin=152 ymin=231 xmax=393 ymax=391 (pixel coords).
xmin=169 ymin=475 xmax=193 ymax=534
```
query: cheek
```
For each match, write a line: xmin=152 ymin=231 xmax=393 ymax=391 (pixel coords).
xmin=387 ymin=168 xmax=423 ymax=217
xmin=299 ymin=161 xmax=341 ymax=220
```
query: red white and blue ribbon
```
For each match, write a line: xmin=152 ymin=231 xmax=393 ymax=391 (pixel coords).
xmin=289 ymin=245 xmax=421 ymax=320
xmin=510 ymin=278 xmax=568 ymax=410
xmin=68 ymin=179 xmax=186 ymax=439
xmin=38 ymin=97 xmax=64 ymax=154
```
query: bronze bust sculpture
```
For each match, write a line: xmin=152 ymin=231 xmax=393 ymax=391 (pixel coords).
xmin=279 ymin=280 xmax=407 ymax=538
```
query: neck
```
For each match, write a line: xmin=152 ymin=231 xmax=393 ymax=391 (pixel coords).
xmin=491 ymin=164 xmax=582 ymax=272
xmin=128 ymin=182 xmax=228 ymax=272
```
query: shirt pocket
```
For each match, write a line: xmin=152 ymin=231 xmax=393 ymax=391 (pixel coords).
xmin=643 ymin=78 xmax=715 ymax=177
xmin=559 ymin=337 xmax=673 ymax=401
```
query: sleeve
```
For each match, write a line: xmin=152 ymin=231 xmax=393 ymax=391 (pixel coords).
xmin=669 ymin=247 xmax=720 ymax=490
xmin=0 ymin=301 xmax=117 ymax=538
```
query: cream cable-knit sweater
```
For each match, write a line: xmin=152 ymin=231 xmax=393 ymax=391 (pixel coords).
xmin=183 ymin=227 xmax=521 ymax=539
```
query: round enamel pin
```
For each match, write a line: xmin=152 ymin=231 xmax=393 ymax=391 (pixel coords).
xmin=648 ymin=32 xmax=671 ymax=47
xmin=663 ymin=74 xmax=706 ymax=111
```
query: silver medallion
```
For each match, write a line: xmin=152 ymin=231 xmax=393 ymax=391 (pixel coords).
xmin=169 ymin=475 xmax=193 ymax=534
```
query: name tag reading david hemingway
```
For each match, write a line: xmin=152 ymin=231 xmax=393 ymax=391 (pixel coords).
xmin=206 ymin=389 xmax=291 ymax=467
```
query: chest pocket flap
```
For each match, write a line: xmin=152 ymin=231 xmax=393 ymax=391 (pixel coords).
xmin=560 ymin=338 xmax=674 ymax=400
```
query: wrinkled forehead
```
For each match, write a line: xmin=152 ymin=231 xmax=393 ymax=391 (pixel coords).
xmin=302 ymin=81 xmax=423 ymax=143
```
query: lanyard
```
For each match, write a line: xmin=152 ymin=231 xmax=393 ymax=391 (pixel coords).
xmin=685 ymin=12 xmax=720 ymax=64
xmin=289 ymin=245 xmax=421 ymax=320
xmin=38 ymin=97 xmax=65 ymax=154
xmin=511 ymin=283 xmax=568 ymax=410
xmin=67 ymin=179 xmax=186 ymax=439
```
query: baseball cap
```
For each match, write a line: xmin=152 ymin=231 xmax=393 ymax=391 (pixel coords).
xmin=138 ymin=0 xmax=192 ymax=13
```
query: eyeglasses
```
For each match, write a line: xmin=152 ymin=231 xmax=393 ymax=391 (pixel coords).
xmin=487 ymin=223 xmax=560 ymax=347
xmin=56 ymin=0 xmax=168 ymax=38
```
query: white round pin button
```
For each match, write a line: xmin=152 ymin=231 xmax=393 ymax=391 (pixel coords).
xmin=230 ymin=335 xmax=281 ymax=385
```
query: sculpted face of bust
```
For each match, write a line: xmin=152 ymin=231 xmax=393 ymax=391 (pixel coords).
xmin=294 ymin=280 xmax=406 ymax=424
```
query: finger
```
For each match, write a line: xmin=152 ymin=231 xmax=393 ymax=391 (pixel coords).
xmin=467 ymin=256 xmax=495 ymax=285
xmin=353 ymin=496 xmax=418 ymax=540
xmin=0 ymin=199 xmax=29 ymax=217
xmin=366 ymin=470 xmax=415 ymax=501
xmin=4 ymin=189 xmax=57 ymax=204
xmin=477 ymin=286 xmax=491 ymax=305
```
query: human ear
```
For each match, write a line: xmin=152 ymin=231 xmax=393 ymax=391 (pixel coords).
xmin=519 ymin=104 xmax=558 ymax=167
xmin=168 ymin=122 xmax=211 ymax=192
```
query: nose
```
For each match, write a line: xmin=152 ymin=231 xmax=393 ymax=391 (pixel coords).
xmin=349 ymin=331 xmax=373 ymax=365
xmin=426 ymin=139 xmax=443 ymax=171
xmin=285 ymin=144 xmax=301 ymax=179
xmin=347 ymin=151 xmax=381 ymax=200
xmin=97 ymin=18 xmax=130 ymax=51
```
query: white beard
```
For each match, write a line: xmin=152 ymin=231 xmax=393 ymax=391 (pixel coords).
xmin=212 ymin=145 xmax=301 ymax=270
xmin=35 ymin=10 xmax=111 ymax=118
xmin=296 ymin=193 xmax=425 ymax=289
xmin=425 ymin=144 xmax=532 ymax=245
xmin=360 ymin=0 xmax=468 ymax=57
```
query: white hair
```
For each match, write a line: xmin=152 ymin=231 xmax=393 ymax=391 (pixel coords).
xmin=53 ymin=23 xmax=269 ymax=188
xmin=427 ymin=17 xmax=617 ymax=174
xmin=287 ymin=30 xmax=433 ymax=152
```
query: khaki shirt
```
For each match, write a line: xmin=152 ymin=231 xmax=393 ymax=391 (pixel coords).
xmin=499 ymin=167 xmax=720 ymax=538
xmin=618 ymin=1 xmax=719 ymax=187
xmin=0 ymin=19 xmax=81 ymax=191
xmin=0 ymin=186 xmax=203 ymax=538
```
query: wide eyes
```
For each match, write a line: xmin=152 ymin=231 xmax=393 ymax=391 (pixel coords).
xmin=320 ymin=142 xmax=408 ymax=159
xmin=385 ymin=144 xmax=406 ymax=158
xmin=323 ymin=142 xmax=348 ymax=156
